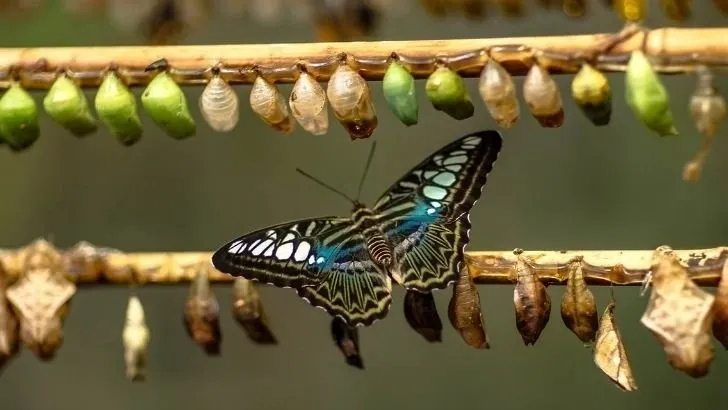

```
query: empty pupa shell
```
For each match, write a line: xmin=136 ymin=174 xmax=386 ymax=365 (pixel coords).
xmin=0 ymin=271 xmax=20 ymax=371
xmin=250 ymin=76 xmax=295 ymax=134
xmin=331 ymin=316 xmax=364 ymax=369
xmin=326 ymin=64 xmax=378 ymax=140
xmin=95 ymin=71 xmax=143 ymax=146
xmin=0 ymin=83 xmax=40 ymax=151
xmin=711 ymin=260 xmax=728 ymax=349
xmin=660 ymin=0 xmax=691 ymax=21
xmin=478 ymin=59 xmax=519 ymax=128
xmin=43 ymin=74 xmax=98 ymax=137
xmin=141 ymin=71 xmax=196 ymax=139
xmin=425 ymin=66 xmax=474 ymax=120
xmin=571 ymin=63 xmax=612 ymax=126
xmin=289 ymin=72 xmax=328 ymax=135
xmin=560 ymin=260 xmax=598 ymax=344
xmin=615 ymin=0 xmax=646 ymax=22
xmin=625 ymin=50 xmax=678 ymax=137
xmin=183 ymin=267 xmax=222 ymax=355
xmin=122 ymin=295 xmax=150 ymax=382
xmin=447 ymin=267 xmax=489 ymax=349
xmin=199 ymin=75 xmax=239 ymax=132
xmin=404 ymin=290 xmax=442 ymax=343
xmin=232 ymin=277 xmax=278 ymax=345
xmin=523 ymin=64 xmax=564 ymax=128
xmin=382 ymin=60 xmax=418 ymax=126
xmin=690 ymin=65 xmax=726 ymax=138
xmin=594 ymin=302 xmax=638 ymax=391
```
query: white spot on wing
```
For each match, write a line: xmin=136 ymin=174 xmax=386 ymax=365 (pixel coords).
xmin=424 ymin=170 xmax=437 ymax=179
xmin=444 ymin=155 xmax=468 ymax=165
xmin=446 ymin=164 xmax=462 ymax=172
xmin=423 ymin=185 xmax=447 ymax=200
xmin=276 ymin=242 xmax=294 ymax=260
xmin=433 ymin=171 xmax=456 ymax=186
xmin=251 ymin=239 xmax=273 ymax=256
xmin=294 ymin=241 xmax=312 ymax=262
xmin=228 ymin=240 xmax=244 ymax=254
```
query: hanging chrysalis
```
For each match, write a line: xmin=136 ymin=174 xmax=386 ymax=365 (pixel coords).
xmin=448 ymin=267 xmax=489 ymax=349
xmin=183 ymin=265 xmax=222 ymax=355
xmin=199 ymin=71 xmax=239 ymax=133
xmin=331 ymin=316 xmax=364 ymax=369
xmin=478 ymin=59 xmax=519 ymax=128
xmin=523 ymin=63 xmax=564 ymax=128
xmin=289 ymin=70 xmax=328 ymax=135
xmin=382 ymin=58 xmax=418 ymax=126
xmin=560 ymin=259 xmax=598 ymax=344
xmin=232 ymin=277 xmax=277 ymax=345
xmin=141 ymin=62 xmax=196 ymax=139
xmin=122 ymin=294 xmax=150 ymax=382
xmin=425 ymin=65 xmax=474 ymax=121
xmin=492 ymin=0 xmax=523 ymax=17
xmin=250 ymin=75 xmax=295 ymax=134
xmin=660 ymin=0 xmax=691 ymax=21
xmin=711 ymin=260 xmax=728 ymax=349
xmin=625 ymin=50 xmax=678 ymax=137
xmin=0 ymin=270 xmax=19 ymax=371
xmin=404 ymin=290 xmax=443 ymax=343
xmin=640 ymin=247 xmax=715 ymax=378
xmin=614 ymin=0 xmax=646 ymax=22
xmin=43 ymin=73 xmax=98 ymax=137
xmin=683 ymin=65 xmax=726 ymax=182
xmin=594 ymin=300 xmax=638 ymax=391
xmin=571 ymin=63 xmax=612 ymax=126
xmin=326 ymin=62 xmax=378 ymax=140
xmin=95 ymin=71 xmax=143 ymax=146
xmin=0 ymin=83 xmax=40 ymax=151
xmin=513 ymin=250 xmax=551 ymax=345
xmin=562 ymin=0 xmax=586 ymax=17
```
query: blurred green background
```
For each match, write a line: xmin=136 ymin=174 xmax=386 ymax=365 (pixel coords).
xmin=0 ymin=1 xmax=727 ymax=409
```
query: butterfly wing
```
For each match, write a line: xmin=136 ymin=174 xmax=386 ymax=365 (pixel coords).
xmin=373 ymin=130 xmax=503 ymax=291
xmin=212 ymin=217 xmax=393 ymax=326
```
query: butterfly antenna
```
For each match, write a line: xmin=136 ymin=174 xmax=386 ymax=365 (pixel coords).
xmin=296 ymin=168 xmax=356 ymax=205
xmin=355 ymin=141 xmax=377 ymax=202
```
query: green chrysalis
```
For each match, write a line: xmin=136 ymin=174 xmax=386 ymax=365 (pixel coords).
xmin=425 ymin=66 xmax=474 ymax=120
xmin=43 ymin=74 xmax=98 ymax=137
xmin=0 ymin=83 xmax=40 ymax=151
xmin=141 ymin=71 xmax=195 ymax=140
xmin=625 ymin=51 xmax=678 ymax=137
xmin=382 ymin=61 xmax=418 ymax=126
xmin=95 ymin=72 xmax=143 ymax=146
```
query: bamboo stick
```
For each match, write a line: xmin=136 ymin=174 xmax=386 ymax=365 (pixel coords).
xmin=0 ymin=239 xmax=724 ymax=287
xmin=1 ymin=27 xmax=727 ymax=89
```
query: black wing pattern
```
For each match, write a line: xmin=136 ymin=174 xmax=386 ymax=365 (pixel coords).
xmin=373 ymin=130 xmax=503 ymax=291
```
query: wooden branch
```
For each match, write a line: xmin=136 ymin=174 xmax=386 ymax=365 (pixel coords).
xmin=0 ymin=239 xmax=724 ymax=287
xmin=1 ymin=27 xmax=727 ymax=89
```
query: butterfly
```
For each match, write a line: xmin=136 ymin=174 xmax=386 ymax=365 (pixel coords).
xmin=211 ymin=130 xmax=503 ymax=327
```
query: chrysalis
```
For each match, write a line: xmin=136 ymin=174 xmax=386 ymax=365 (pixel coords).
xmin=382 ymin=60 xmax=418 ymax=126
xmin=0 ymin=83 xmax=40 ymax=151
xmin=571 ymin=63 xmax=612 ymax=126
xmin=43 ymin=74 xmax=98 ymax=137
xmin=640 ymin=247 xmax=715 ymax=378
xmin=122 ymin=295 xmax=150 ymax=382
xmin=683 ymin=65 xmax=726 ymax=182
xmin=513 ymin=251 xmax=551 ymax=345
xmin=331 ymin=316 xmax=364 ymax=369
xmin=560 ymin=259 xmax=598 ymax=344
xmin=625 ymin=50 xmax=678 ymax=137
xmin=660 ymin=0 xmax=691 ymax=21
xmin=478 ymin=59 xmax=519 ymax=129
xmin=141 ymin=70 xmax=196 ymax=139
xmin=95 ymin=71 xmax=144 ymax=146
xmin=289 ymin=71 xmax=328 ymax=135
xmin=447 ymin=267 xmax=489 ymax=349
xmin=250 ymin=76 xmax=295 ymax=134
xmin=523 ymin=63 xmax=564 ymax=128
xmin=326 ymin=63 xmax=377 ymax=140
xmin=0 ymin=271 xmax=19 ymax=371
xmin=614 ymin=0 xmax=646 ymax=22
xmin=594 ymin=301 xmax=638 ymax=391
xmin=404 ymin=290 xmax=443 ymax=343
xmin=711 ymin=260 xmax=728 ymax=349
xmin=232 ymin=277 xmax=277 ymax=345
xmin=425 ymin=65 xmax=474 ymax=121
xmin=199 ymin=74 xmax=239 ymax=132
xmin=183 ymin=266 xmax=222 ymax=355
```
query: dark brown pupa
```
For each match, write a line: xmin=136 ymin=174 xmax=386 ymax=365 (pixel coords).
xmin=512 ymin=251 xmax=551 ymax=345
xmin=404 ymin=290 xmax=443 ymax=343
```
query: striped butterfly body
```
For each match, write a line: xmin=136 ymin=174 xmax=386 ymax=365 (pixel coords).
xmin=212 ymin=130 xmax=503 ymax=327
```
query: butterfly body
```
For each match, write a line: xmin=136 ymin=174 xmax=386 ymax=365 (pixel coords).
xmin=212 ymin=130 xmax=503 ymax=327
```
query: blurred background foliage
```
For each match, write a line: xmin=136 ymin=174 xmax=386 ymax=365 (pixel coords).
xmin=0 ymin=1 xmax=727 ymax=410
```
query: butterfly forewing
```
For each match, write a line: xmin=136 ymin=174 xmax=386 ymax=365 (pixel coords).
xmin=374 ymin=130 xmax=503 ymax=291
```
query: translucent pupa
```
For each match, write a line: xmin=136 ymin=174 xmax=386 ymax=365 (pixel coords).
xmin=523 ymin=63 xmax=564 ymax=128
xmin=122 ymin=294 xmax=150 ymax=381
xmin=326 ymin=62 xmax=378 ymax=140
xmin=250 ymin=75 xmax=295 ymax=134
xmin=43 ymin=73 xmax=98 ymax=137
xmin=289 ymin=70 xmax=328 ymax=135
xmin=199 ymin=72 xmax=239 ymax=132
xmin=478 ymin=58 xmax=519 ymax=128
xmin=183 ymin=265 xmax=222 ymax=355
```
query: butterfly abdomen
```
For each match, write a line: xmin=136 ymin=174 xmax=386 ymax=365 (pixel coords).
xmin=365 ymin=232 xmax=393 ymax=267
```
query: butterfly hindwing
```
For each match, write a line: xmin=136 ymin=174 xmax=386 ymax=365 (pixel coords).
xmin=373 ymin=130 xmax=503 ymax=291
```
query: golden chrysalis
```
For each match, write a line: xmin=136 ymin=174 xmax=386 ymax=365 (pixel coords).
xmin=523 ymin=63 xmax=564 ymax=128
xmin=326 ymin=63 xmax=378 ymax=140
xmin=289 ymin=71 xmax=329 ymax=135
xmin=122 ymin=294 xmax=150 ymax=382
xmin=513 ymin=250 xmax=551 ymax=345
xmin=250 ymin=75 xmax=295 ymax=134
xmin=560 ymin=259 xmax=598 ymax=344
xmin=614 ymin=0 xmax=646 ymax=22
xmin=478 ymin=59 xmax=519 ymax=129
xmin=183 ymin=265 xmax=222 ymax=355
xmin=404 ymin=290 xmax=443 ymax=343
xmin=448 ymin=267 xmax=489 ymax=349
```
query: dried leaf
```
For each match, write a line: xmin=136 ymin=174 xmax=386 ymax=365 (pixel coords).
xmin=232 ymin=277 xmax=277 ymax=345
xmin=447 ymin=267 xmax=489 ymax=349
xmin=560 ymin=259 xmax=598 ymax=344
xmin=123 ymin=295 xmax=150 ymax=382
xmin=640 ymin=247 xmax=715 ymax=378
xmin=404 ymin=290 xmax=442 ymax=343
xmin=513 ymin=252 xmax=551 ymax=345
xmin=594 ymin=301 xmax=638 ymax=391
xmin=0 ymin=269 xmax=19 ymax=371
xmin=711 ymin=259 xmax=728 ymax=349
xmin=183 ymin=264 xmax=222 ymax=355
xmin=331 ymin=316 xmax=364 ymax=369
